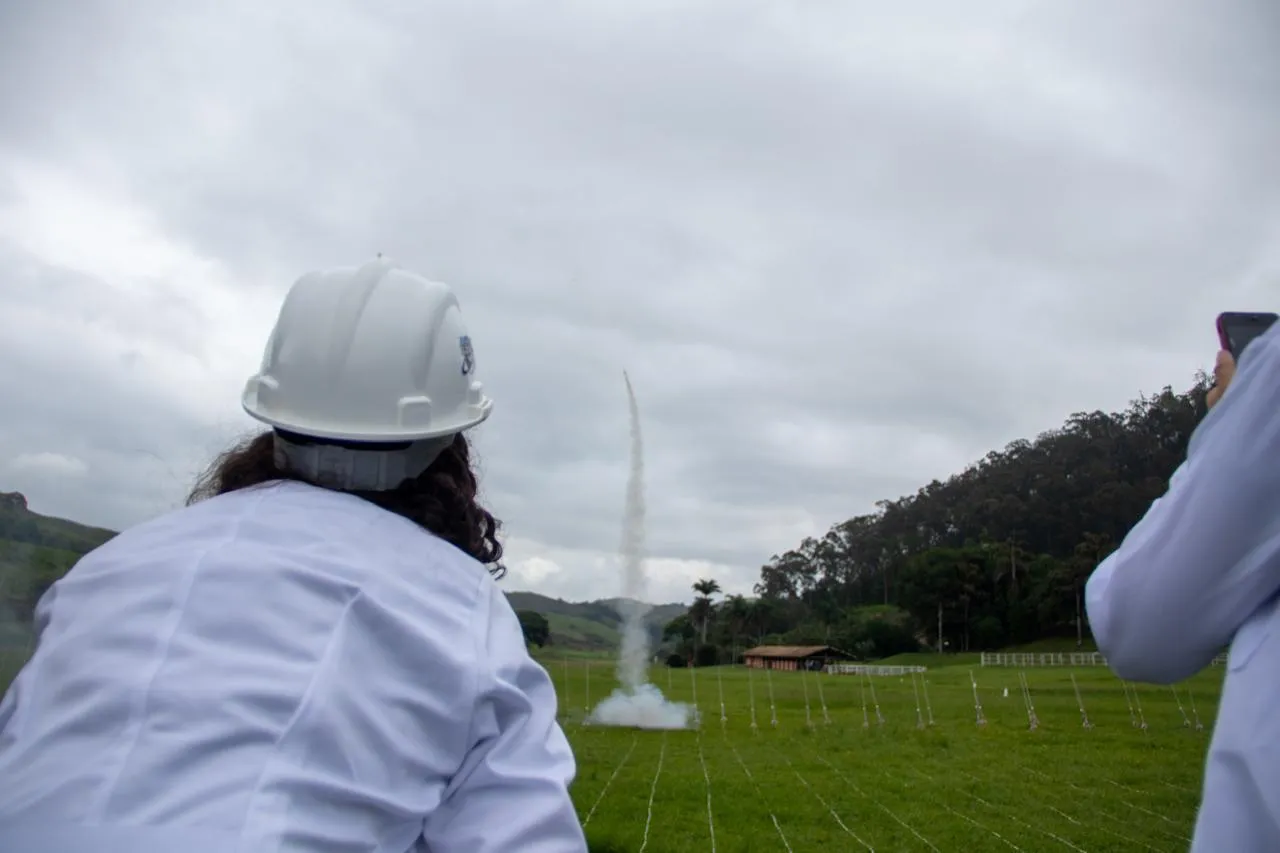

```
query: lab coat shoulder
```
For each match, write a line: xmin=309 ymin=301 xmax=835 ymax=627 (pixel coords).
xmin=311 ymin=485 xmax=586 ymax=851
xmin=1085 ymin=330 xmax=1280 ymax=684
xmin=53 ymin=480 xmax=497 ymax=672
xmin=422 ymin=576 xmax=587 ymax=852
xmin=0 ymin=481 xmax=513 ymax=849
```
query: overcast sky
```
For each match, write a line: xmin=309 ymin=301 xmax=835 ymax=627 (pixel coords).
xmin=1 ymin=1 xmax=1277 ymax=606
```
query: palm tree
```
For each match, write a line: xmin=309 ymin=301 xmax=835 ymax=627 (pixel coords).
xmin=691 ymin=578 xmax=722 ymax=646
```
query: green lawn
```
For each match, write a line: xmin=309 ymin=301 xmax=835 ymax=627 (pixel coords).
xmin=1 ymin=647 xmax=1216 ymax=851
xmin=559 ymin=659 xmax=1217 ymax=852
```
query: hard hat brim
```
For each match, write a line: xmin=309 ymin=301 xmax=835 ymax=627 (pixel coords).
xmin=241 ymin=397 xmax=493 ymax=444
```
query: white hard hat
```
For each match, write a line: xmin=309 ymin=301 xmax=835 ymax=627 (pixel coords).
xmin=242 ymin=257 xmax=494 ymax=443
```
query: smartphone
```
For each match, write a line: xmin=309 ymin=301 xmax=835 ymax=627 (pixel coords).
xmin=1216 ymin=311 xmax=1279 ymax=360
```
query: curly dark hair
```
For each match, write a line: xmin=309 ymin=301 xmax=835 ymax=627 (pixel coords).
xmin=188 ymin=430 xmax=505 ymax=576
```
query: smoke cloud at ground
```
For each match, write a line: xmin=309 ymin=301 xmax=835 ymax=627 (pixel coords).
xmin=589 ymin=683 xmax=694 ymax=730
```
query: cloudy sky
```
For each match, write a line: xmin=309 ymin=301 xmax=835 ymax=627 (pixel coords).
xmin=1 ymin=1 xmax=1277 ymax=605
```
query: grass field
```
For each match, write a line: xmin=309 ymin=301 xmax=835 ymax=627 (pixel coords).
xmin=557 ymin=658 xmax=1219 ymax=852
xmin=0 ymin=647 xmax=1217 ymax=851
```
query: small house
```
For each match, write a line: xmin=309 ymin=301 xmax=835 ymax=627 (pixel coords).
xmin=742 ymin=645 xmax=845 ymax=672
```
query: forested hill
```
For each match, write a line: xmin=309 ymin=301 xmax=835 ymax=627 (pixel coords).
xmin=764 ymin=374 xmax=1212 ymax=653
xmin=506 ymin=591 xmax=687 ymax=651
xmin=0 ymin=495 xmax=685 ymax=651
xmin=671 ymin=374 xmax=1212 ymax=664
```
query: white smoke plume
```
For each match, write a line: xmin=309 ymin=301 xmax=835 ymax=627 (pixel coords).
xmin=587 ymin=372 xmax=695 ymax=729
xmin=616 ymin=370 xmax=650 ymax=691
xmin=590 ymin=682 xmax=692 ymax=730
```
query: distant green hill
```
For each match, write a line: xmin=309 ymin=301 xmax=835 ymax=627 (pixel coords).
xmin=505 ymin=591 xmax=687 ymax=652
xmin=0 ymin=491 xmax=688 ymax=653
xmin=0 ymin=492 xmax=116 ymax=553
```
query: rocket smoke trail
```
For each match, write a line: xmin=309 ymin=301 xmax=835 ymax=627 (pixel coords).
xmin=616 ymin=370 xmax=649 ymax=690
xmin=587 ymin=372 xmax=693 ymax=729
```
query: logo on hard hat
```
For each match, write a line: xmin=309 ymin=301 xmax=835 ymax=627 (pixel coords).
xmin=459 ymin=336 xmax=475 ymax=375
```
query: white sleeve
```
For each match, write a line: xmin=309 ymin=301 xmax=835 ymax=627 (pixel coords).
xmin=1085 ymin=329 xmax=1280 ymax=684
xmin=0 ymin=583 xmax=57 ymax=736
xmin=421 ymin=582 xmax=586 ymax=852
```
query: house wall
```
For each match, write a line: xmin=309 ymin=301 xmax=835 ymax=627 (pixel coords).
xmin=745 ymin=656 xmax=801 ymax=671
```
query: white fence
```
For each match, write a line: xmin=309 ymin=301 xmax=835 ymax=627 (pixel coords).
xmin=980 ymin=651 xmax=1229 ymax=667
xmin=980 ymin=652 xmax=1106 ymax=667
xmin=827 ymin=663 xmax=927 ymax=676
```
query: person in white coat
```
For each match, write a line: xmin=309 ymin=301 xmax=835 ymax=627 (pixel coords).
xmin=0 ymin=258 xmax=589 ymax=852
xmin=1086 ymin=327 xmax=1280 ymax=852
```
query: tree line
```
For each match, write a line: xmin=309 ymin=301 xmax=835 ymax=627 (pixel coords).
xmin=663 ymin=373 xmax=1211 ymax=664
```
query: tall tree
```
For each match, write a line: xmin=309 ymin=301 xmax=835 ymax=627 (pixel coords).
xmin=690 ymin=578 xmax=722 ymax=646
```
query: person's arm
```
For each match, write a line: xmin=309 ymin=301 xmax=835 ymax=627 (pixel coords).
xmin=1085 ymin=330 xmax=1280 ymax=684
xmin=421 ymin=582 xmax=586 ymax=852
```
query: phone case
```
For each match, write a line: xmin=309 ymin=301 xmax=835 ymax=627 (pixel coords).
xmin=1216 ymin=314 xmax=1232 ymax=352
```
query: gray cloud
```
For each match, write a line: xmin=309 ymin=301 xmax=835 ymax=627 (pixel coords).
xmin=1 ymin=0 xmax=1278 ymax=604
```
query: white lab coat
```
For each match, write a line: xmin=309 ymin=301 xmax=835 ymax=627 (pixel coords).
xmin=0 ymin=481 xmax=587 ymax=853
xmin=1086 ymin=326 xmax=1280 ymax=852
